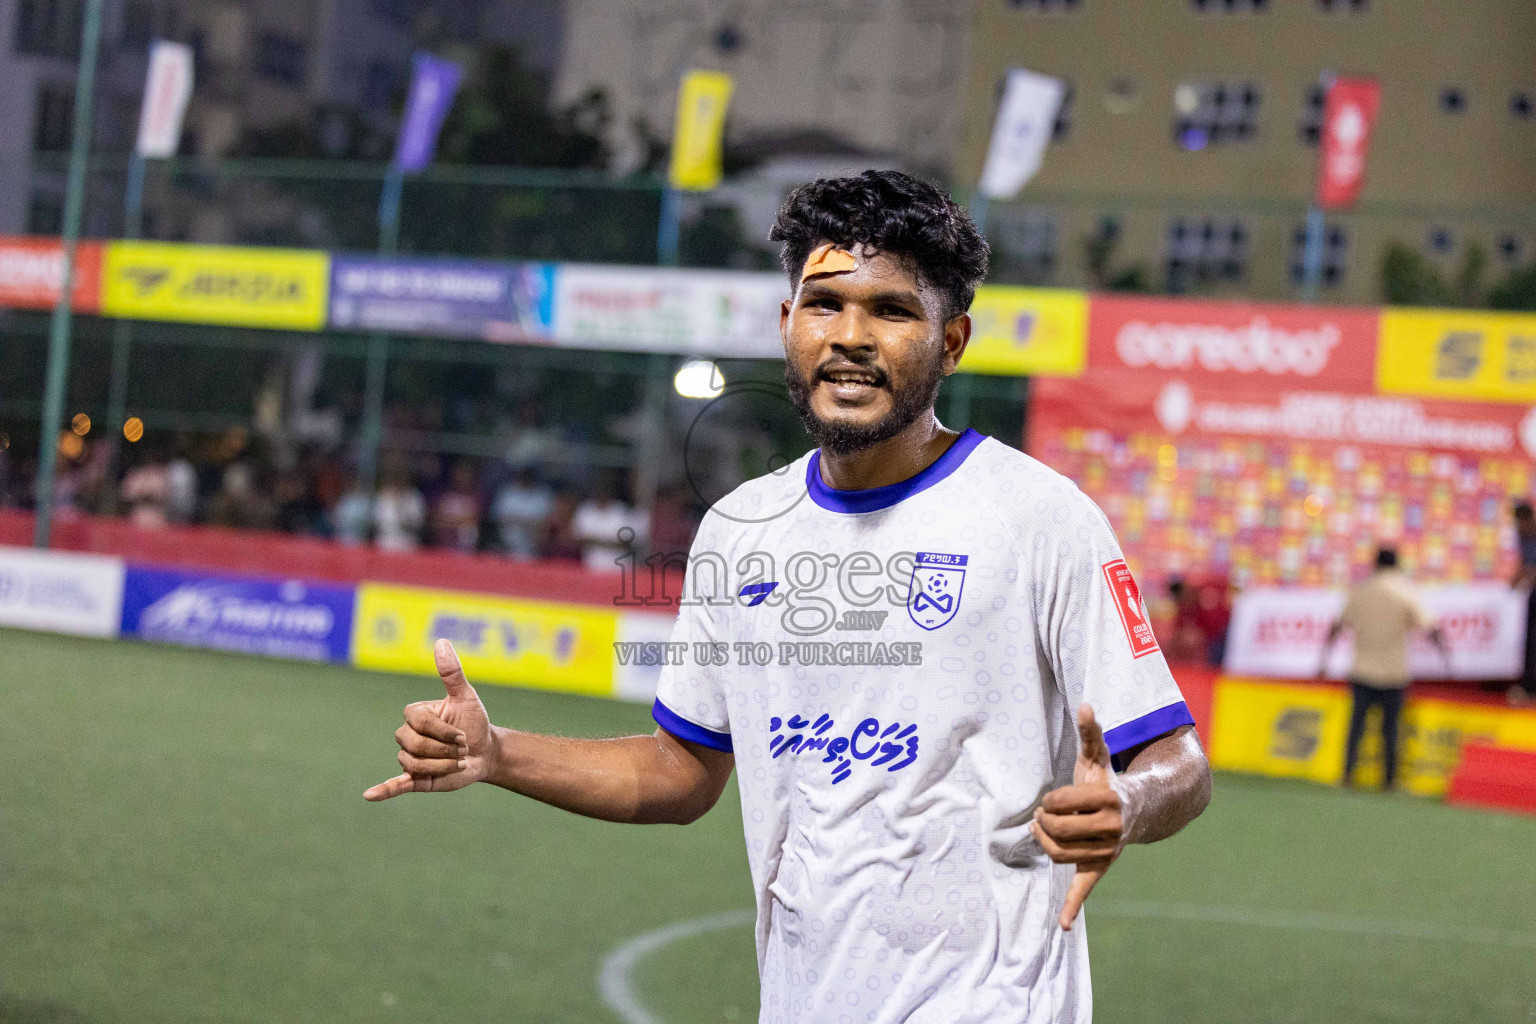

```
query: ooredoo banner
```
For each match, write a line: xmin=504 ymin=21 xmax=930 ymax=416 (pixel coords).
xmin=121 ymin=565 xmax=355 ymax=662
xmin=1087 ymin=294 xmax=1380 ymax=392
xmin=1223 ymin=583 xmax=1527 ymax=681
xmin=0 ymin=546 xmax=124 ymax=637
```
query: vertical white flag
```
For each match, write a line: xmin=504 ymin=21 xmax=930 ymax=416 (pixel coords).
xmin=978 ymin=69 xmax=1065 ymax=200
xmin=135 ymin=40 xmax=194 ymax=159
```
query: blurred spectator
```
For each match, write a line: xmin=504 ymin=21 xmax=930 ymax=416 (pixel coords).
xmin=432 ymin=460 xmax=483 ymax=552
xmin=120 ymin=451 xmax=170 ymax=529
xmin=1164 ymin=578 xmax=1208 ymax=664
xmin=1511 ymin=502 xmax=1536 ymax=706
xmin=1319 ymin=547 xmax=1448 ymax=791
xmin=542 ymin=488 xmax=585 ymax=562
xmin=274 ymin=466 xmax=327 ymax=535
xmin=374 ymin=453 xmax=426 ymax=552
xmin=331 ymin=471 xmax=373 ymax=546
xmin=492 ymin=467 xmax=553 ymax=558
xmin=573 ymin=473 xmax=648 ymax=571
xmin=166 ymin=439 xmax=199 ymax=525
xmin=649 ymin=480 xmax=701 ymax=556
xmin=1197 ymin=579 xmax=1233 ymax=667
xmin=207 ymin=462 xmax=277 ymax=531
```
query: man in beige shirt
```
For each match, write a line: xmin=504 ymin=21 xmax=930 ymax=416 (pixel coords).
xmin=1319 ymin=547 xmax=1449 ymax=790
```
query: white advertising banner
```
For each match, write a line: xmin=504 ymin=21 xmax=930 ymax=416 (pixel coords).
xmin=612 ymin=610 xmax=678 ymax=703
xmin=0 ymin=546 xmax=125 ymax=638
xmin=552 ymin=264 xmax=786 ymax=359
xmin=1225 ymin=583 xmax=1526 ymax=681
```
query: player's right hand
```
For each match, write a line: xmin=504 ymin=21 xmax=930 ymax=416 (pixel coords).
xmin=364 ymin=639 xmax=494 ymax=801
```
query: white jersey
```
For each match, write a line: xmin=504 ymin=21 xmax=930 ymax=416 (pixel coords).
xmin=654 ymin=430 xmax=1192 ymax=1024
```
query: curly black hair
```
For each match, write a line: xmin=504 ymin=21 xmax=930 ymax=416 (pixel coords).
xmin=769 ymin=169 xmax=990 ymax=319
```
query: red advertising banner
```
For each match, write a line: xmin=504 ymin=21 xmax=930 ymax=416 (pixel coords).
xmin=1316 ymin=77 xmax=1381 ymax=211
xmin=1087 ymin=294 xmax=1380 ymax=393
xmin=0 ymin=237 xmax=102 ymax=313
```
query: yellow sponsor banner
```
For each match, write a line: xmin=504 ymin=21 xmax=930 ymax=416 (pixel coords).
xmin=1210 ymin=678 xmax=1351 ymax=785
xmin=960 ymin=286 xmax=1087 ymax=378
xmin=668 ymin=70 xmax=733 ymax=191
xmin=1210 ymin=677 xmax=1536 ymax=795
xmin=102 ymin=240 xmax=329 ymax=330
xmin=1376 ymin=307 xmax=1536 ymax=404
xmin=351 ymin=583 xmax=618 ymax=697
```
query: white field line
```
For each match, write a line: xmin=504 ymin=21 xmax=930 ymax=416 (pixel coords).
xmin=599 ymin=902 xmax=1536 ymax=1023
xmin=599 ymin=909 xmax=755 ymax=1024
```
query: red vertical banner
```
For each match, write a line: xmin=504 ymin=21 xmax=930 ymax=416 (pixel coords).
xmin=1315 ymin=77 xmax=1381 ymax=211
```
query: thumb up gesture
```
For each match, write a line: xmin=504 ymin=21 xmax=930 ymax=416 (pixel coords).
xmin=364 ymin=640 xmax=495 ymax=801
xmin=1031 ymin=704 xmax=1127 ymax=930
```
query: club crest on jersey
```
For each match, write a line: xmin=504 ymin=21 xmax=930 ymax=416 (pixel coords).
xmin=906 ymin=552 xmax=968 ymax=630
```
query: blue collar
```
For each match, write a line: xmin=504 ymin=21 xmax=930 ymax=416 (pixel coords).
xmin=806 ymin=429 xmax=986 ymax=514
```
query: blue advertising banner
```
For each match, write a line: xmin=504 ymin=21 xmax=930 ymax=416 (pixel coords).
xmin=329 ymin=256 xmax=555 ymax=341
xmin=121 ymin=566 xmax=355 ymax=663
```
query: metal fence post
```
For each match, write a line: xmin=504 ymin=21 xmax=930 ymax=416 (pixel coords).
xmin=34 ymin=0 xmax=105 ymax=548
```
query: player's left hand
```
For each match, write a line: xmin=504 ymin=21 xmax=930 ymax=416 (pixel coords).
xmin=1031 ymin=703 xmax=1135 ymax=931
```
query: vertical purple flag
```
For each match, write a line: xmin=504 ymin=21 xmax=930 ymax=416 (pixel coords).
xmin=393 ymin=53 xmax=463 ymax=173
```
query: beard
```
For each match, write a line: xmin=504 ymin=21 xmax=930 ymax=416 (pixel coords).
xmin=785 ymin=348 xmax=945 ymax=457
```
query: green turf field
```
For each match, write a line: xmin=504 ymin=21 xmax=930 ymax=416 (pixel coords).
xmin=4 ymin=629 xmax=1535 ymax=1024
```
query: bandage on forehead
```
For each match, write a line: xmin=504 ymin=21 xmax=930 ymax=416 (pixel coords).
xmin=801 ymin=242 xmax=857 ymax=281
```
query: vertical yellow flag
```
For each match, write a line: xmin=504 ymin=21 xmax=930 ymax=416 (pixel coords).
xmin=668 ymin=70 xmax=734 ymax=191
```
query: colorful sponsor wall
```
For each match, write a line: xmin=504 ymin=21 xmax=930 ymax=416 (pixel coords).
xmin=1029 ymin=295 xmax=1536 ymax=594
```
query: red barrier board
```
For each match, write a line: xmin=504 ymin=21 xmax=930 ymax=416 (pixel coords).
xmin=0 ymin=510 xmax=686 ymax=608
xmin=0 ymin=237 xmax=102 ymax=312
xmin=1446 ymin=743 xmax=1536 ymax=816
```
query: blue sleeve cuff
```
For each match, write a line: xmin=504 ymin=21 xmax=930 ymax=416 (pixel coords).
xmin=652 ymin=699 xmax=734 ymax=753
xmin=1103 ymin=701 xmax=1195 ymax=771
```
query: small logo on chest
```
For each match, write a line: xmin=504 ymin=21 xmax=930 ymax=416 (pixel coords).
xmin=906 ymin=552 xmax=968 ymax=630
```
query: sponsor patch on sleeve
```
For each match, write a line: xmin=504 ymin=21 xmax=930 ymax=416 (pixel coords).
xmin=1102 ymin=559 xmax=1160 ymax=658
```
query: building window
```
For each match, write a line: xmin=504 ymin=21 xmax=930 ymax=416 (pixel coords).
xmin=992 ymin=208 xmax=1059 ymax=285
xmin=1174 ymin=80 xmax=1261 ymax=149
xmin=1191 ymin=0 xmax=1269 ymax=12
xmin=32 ymin=82 xmax=74 ymax=152
xmin=1497 ymin=234 xmax=1526 ymax=266
xmin=1512 ymin=93 xmax=1532 ymax=120
xmin=1439 ymin=87 xmax=1467 ymax=114
xmin=1165 ymin=216 xmax=1249 ymax=291
xmin=1316 ymin=0 xmax=1368 ymax=10
xmin=1006 ymin=0 xmax=1082 ymax=10
xmin=14 ymin=0 xmax=83 ymax=57
xmin=255 ymin=32 xmax=306 ymax=87
xmin=370 ymin=0 xmax=414 ymax=27
xmin=1290 ymin=222 xmax=1349 ymax=288
xmin=119 ymin=0 xmax=153 ymax=49
xmin=1426 ymin=226 xmax=1455 ymax=255
xmin=28 ymin=191 xmax=63 ymax=234
xmin=363 ymin=61 xmax=400 ymax=111
xmin=1299 ymin=83 xmax=1325 ymax=145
